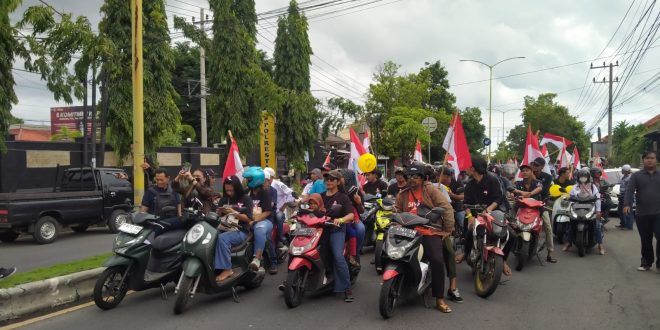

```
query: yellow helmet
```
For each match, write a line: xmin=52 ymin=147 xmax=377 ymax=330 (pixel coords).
xmin=549 ymin=184 xmax=562 ymax=198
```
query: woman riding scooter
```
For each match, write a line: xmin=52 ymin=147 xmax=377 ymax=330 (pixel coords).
xmin=214 ymin=176 xmax=254 ymax=282
xmin=563 ymin=168 xmax=606 ymax=255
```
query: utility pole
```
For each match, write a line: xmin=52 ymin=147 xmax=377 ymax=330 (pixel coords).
xmin=82 ymin=76 xmax=88 ymax=166
xmin=199 ymin=9 xmax=208 ymax=147
xmin=591 ymin=61 xmax=619 ymax=158
xmin=131 ymin=0 xmax=145 ymax=206
xmin=90 ymin=64 xmax=97 ymax=168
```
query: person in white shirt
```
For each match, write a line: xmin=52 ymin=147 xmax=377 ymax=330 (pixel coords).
xmin=264 ymin=167 xmax=296 ymax=247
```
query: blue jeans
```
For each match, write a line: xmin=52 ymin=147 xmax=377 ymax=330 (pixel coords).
xmin=329 ymin=226 xmax=351 ymax=293
xmin=275 ymin=211 xmax=286 ymax=243
xmin=346 ymin=221 xmax=366 ymax=255
xmin=618 ymin=200 xmax=635 ymax=229
xmin=214 ymin=231 xmax=248 ymax=270
xmin=253 ymin=220 xmax=277 ymax=265
xmin=595 ymin=219 xmax=603 ymax=244
xmin=455 ymin=210 xmax=466 ymax=232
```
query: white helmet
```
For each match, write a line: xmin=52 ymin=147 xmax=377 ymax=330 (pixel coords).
xmin=264 ymin=167 xmax=276 ymax=180
xmin=621 ymin=164 xmax=632 ymax=173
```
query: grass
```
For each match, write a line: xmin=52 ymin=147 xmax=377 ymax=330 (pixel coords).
xmin=0 ymin=252 xmax=112 ymax=289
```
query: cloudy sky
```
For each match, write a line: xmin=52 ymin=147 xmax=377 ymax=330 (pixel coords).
xmin=10 ymin=0 xmax=660 ymax=146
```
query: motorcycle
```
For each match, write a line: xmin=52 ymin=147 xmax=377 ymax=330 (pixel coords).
xmin=283 ymin=206 xmax=360 ymax=308
xmin=361 ymin=194 xmax=380 ymax=249
xmin=94 ymin=206 xmax=185 ymax=310
xmin=173 ymin=208 xmax=265 ymax=314
xmin=550 ymin=184 xmax=573 ymax=244
xmin=510 ymin=198 xmax=545 ymax=271
xmin=463 ymin=204 xmax=510 ymax=298
xmin=568 ymin=195 xmax=598 ymax=257
xmin=373 ymin=197 xmax=395 ymax=274
xmin=378 ymin=209 xmax=445 ymax=319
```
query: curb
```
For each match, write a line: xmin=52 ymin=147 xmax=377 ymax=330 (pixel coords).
xmin=0 ymin=267 xmax=104 ymax=322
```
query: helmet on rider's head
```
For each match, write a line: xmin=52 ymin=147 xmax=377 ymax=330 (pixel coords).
xmin=488 ymin=164 xmax=501 ymax=176
xmin=406 ymin=162 xmax=426 ymax=177
xmin=264 ymin=167 xmax=276 ymax=180
xmin=589 ymin=167 xmax=602 ymax=178
xmin=576 ymin=168 xmax=591 ymax=183
xmin=243 ymin=166 xmax=265 ymax=189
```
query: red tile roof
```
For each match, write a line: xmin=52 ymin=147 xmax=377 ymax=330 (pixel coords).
xmin=9 ymin=127 xmax=52 ymax=141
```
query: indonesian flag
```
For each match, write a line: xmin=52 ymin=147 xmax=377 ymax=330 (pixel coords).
xmin=349 ymin=128 xmax=367 ymax=187
xmin=520 ymin=125 xmax=544 ymax=175
xmin=222 ymin=133 xmax=244 ymax=181
xmin=413 ymin=139 xmax=423 ymax=163
xmin=557 ymin=142 xmax=571 ymax=169
xmin=593 ymin=153 xmax=609 ymax=179
xmin=572 ymin=146 xmax=580 ymax=169
xmin=322 ymin=151 xmax=332 ymax=167
xmin=541 ymin=145 xmax=551 ymax=174
xmin=363 ymin=130 xmax=371 ymax=153
xmin=442 ymin=113 xmax=472 ymax=179
xmin=540 ymin=133 xmax=573 ymax=151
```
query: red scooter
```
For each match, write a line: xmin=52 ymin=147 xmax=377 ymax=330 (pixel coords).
xmin=464 ymin=204 xmax=510 ymax=298
xmin=510 ymin=198 xmax=545 ymax=271
xmin=283 ymin=209 xmax=360 ymax=308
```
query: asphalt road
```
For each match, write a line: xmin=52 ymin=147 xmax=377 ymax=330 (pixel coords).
xmin=0 ymin=227 xmax=115 ymax=273
xmin=12 ymin=221 xmax=660 ymax=330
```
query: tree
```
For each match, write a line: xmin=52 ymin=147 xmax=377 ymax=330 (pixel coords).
xmin=273 ymin=0 xmax=317 ymax=163
xmin=611 ymin=121 xmax=649 ymax=166
xmin=0 ymin=0 xmax=21 ymax=152
xmin=499 ymin=93 xmax=591 ymax=163
xmin=318 ymin=97 xmax=364 ymax=140
xmin=51 ymin=126 xmax=81 ymax=142
xmin=460 ymin=107 xmax=487 ymax=154
xmin=97 ymin=0 xmax=181 ymax=159
xmin=172 ymin=42 xmax=201 ymax=141
xmin=418 ymin=61 xmax=456 ymax=114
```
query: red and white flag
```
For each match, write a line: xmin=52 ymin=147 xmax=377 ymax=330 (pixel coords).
xmin=540 ymin=133 xmax=573 ymax=151
xmin=572 ymin=146 xmax=580 ymax=169
xmin=363 ymin=130 xmax=371 ymax=153
xmin=349 ymin=128 xmax=368 ymax=187
xmin=557 ymin=142 xmax=572 ymax=169
xmin=540 ymin=144 xmax=551 ymax=174
xmin=520 ymin=125 xmax=544 ymax=177
xmin=322 ymin=151 xmax=332 ymax=167
xmin=413 ymin=139 xmax=423 ymax=163
xmin=222 ymin=133 xmax=244 ymax=181
xmin=442 ymin=113 xmax=473 ymax=179
xmin=593 ymin=153 xmax=609 ymax=179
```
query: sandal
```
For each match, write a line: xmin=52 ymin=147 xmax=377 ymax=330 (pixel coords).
xmin=503 ymin=263 xmax=512 ymax=276
xmin=598 ymin=245 xmax=606 ymax=255
xmin=436 ymin=301 xmax=452 ymax=313
xmin=562 ymin=244 xmax=571 ymax=252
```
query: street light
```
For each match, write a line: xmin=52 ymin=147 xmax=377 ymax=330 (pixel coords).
xmin=492 ymin=108 xmax=522 ymax=145
xmin=460 ymin=56 xmax=525 ymax=162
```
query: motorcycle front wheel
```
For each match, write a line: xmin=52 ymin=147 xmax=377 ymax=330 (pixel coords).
xmin=576 ymin=231 xmax=586 ymax=257
xmin=93 ymin=266 xmax=129 ymax=310
xmin=475 ymin=253 xmax=503 ymax=298
xmin=515 ymin=241 xmax=529 ymax=271
xmin=174 ymin=276 xmax=195 ymax=315
xmin=379 ymin=275 xmax=403 ymax=319
xmin=374 ymin=239 xmax=384 ymax=274
xmin=284 ymin=269 xmax=307 ymax=308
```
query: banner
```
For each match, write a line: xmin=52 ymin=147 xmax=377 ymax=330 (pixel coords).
xmin=260 ymin=112 xmax=277 ymax=169
xmin=50 ymin=106 xmax=92 ymax=135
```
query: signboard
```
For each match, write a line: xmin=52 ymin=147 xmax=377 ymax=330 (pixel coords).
xmin=421 ymin=117 xmax=437 ymax=133
xmin=260 ymin=112 xmax=277 ymax=169
xmin=483 ymin=138 xmax=491 ymax=146
xmin=50 ymin=106 xmax=92 ymax=135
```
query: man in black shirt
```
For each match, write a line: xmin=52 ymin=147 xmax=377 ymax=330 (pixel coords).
xmin=363 ymin=169 xmax=388 ymax=196
xmin=554 ymin=167 xmax=575 ymax=189
xmin=387 ymin=167 xmax=408 ymax=197
xmin=531 ymin=157 xmax=557 ymax=263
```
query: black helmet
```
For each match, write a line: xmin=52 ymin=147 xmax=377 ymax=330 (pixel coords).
xmin=406 ymin=162 xmax=426 ymax=177
xmin=576 ymin=168 xmax=591 ymax=182
xmin=589 ymin=167 xmax=602 ymax=178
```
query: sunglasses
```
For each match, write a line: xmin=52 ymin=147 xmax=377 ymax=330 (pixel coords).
xmin=411 ymin=174 xmax=424 ymax=179
xmin=324 ymin=177 xmax=339 ymax=182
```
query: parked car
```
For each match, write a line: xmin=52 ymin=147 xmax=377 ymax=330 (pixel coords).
xmin=603 ymin=167 xmax=639 ymax=214
xmin=0 ymin=167 xmax=133 ymax=244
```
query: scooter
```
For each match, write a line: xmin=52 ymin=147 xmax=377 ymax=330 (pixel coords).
xmin=568 ymin=195 xmax=598 ymax=257
xmin=173 ymin=208 xmax=265 ymax=314
xmin=463 ymin=204 xmax=510 ymax=298
xmin=373 ymin=197 xmax=395 ymax=274
xmin=378 ymin=209 xmax=445 ymax=319
xmin=550 ymin=184 xmax=572 ymax=244
xmin=361 ymin=194 xmax=379 ymax=249
xmin=93 ymin=206 xmax=185 ymax=310
xmin=510 ymin=198 xmax=545 ymax=271
xmin=283 ymin=207 xmax=360 ymax=308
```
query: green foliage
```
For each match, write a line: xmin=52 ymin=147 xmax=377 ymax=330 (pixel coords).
xmin=99 ymin=0 xmax=182 ymax=158
xmin=8 ymin=114 xmax=23 ymax=125
xmin=172 ymin=42 xmax=201 ymax=140
xmin=460 ymin=107 xmax=487 ymax=154
xmin=0 ymin=0 xmax=21 ymax=153
xmin=418 ymin=61 xmax=456 ymax=114
xmin=319 ymin=97 xmax=364 ymax=140
xmin=381 ymin=107 xmax=451 ymax=161
xmin=207 ymin=0 xmax=280 ymax=152
xmin=499 ymin=93 xmax=591 ymax=163
xmin=181 ymin=124 xmax=197 ymax=141
xmin=273 ymin=0 xmax=317 ymax=163
xmin=51 ymin=126 xmax=82 ymax=142
xmin=611 ymin=121 xmax=649 ymax=166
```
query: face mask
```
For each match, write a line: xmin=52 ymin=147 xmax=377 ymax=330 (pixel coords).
xmin=579 ymin=177 xmax=588 ymax=183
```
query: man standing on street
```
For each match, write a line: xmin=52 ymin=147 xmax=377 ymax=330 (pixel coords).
xmin=531 ymin=157 xmax=558 ymax=263
xmin=624 ymin=151 xmax=660 ymax=271
xmin=617 ymin=165 xmax=634 ymax=230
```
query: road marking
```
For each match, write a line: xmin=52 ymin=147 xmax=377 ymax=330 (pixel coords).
xmin=1 ymin=291 xmax=135 ymax=330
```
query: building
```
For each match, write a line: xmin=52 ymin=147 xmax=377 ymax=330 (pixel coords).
xmin=8 ymin=124 xmax=51 ymax=142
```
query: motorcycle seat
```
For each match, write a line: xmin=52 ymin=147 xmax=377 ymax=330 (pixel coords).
xmin=391 ymin=213 xmax=430 ymax=227
xmin=231 ymin=232 xmax=253 ymax=253
xmin=152 ymin=229 xmax=187 ymax=250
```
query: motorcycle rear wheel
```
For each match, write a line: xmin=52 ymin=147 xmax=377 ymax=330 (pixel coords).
xmin=173 ymin=276 xmax=195 ymax=315
xmin=379 ymin=275 xmax=403 ymax=319
xmin=576 ymin=232 xmax=586 ymax=257
xmin=284 ymin=269 xmax=306 ymax=308
xmin=475 ymin=254 xmax=503 ymax=298
xmin=93 ymin=266 xmax=129 ymax=310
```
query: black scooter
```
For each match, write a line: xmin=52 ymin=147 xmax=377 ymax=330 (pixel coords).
xmin=568 ymin=196 xmax=598 ymax=257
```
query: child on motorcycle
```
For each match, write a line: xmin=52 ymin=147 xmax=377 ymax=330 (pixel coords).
xmin=214 ymin=176 xmax=254 ymax=282
xmin=563 ymin=169 xmax=605 ymax=255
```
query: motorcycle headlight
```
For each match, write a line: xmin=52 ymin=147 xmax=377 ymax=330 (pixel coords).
xmin=114 ymin=233 xmax=139 ymax=249
xmin=186 ymin=224 xmax=205 ymax=244
xmin=570 ymin=207 xmax=578 ymax=219
xmin=385 ymin=240 xmax=414 ymax=260
xmin=585 ymin=207 xmax=595 ymax=219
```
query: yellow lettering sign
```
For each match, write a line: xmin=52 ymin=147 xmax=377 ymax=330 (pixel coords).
xmin=260 ymin=112 xmax=276 ymax=169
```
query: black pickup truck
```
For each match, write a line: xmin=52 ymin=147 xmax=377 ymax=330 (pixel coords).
xmin=0 ymin=167 xmax=133 ymax=244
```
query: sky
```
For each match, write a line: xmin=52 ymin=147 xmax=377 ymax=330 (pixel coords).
xmin=9 ymin=0 xmax=660 ymax=147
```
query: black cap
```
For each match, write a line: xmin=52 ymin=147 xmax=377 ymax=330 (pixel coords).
xmin=532 ymin=157 xmax=546 ymax=166
xmin=519 ymin=163 xmax=532 ymax=171
xmin=323 ymin=163 xmax=337 ymax=171
xmin=323 ymin=169 xmax=342 ymax=180
xmin=471 ymin=156 xmax=488 ymax=174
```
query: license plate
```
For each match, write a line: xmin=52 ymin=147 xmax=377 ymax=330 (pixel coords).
xmin=118 ymin=223 xmax=143 ymax=235
xmin=389 ymin=226 xmax=416 ymax=238
xmin=293 ymin=228 xmax=315 ymax=236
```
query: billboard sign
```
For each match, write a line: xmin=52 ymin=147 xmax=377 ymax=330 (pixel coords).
xmin=50 ymin=106 xmax=92 ymax=135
